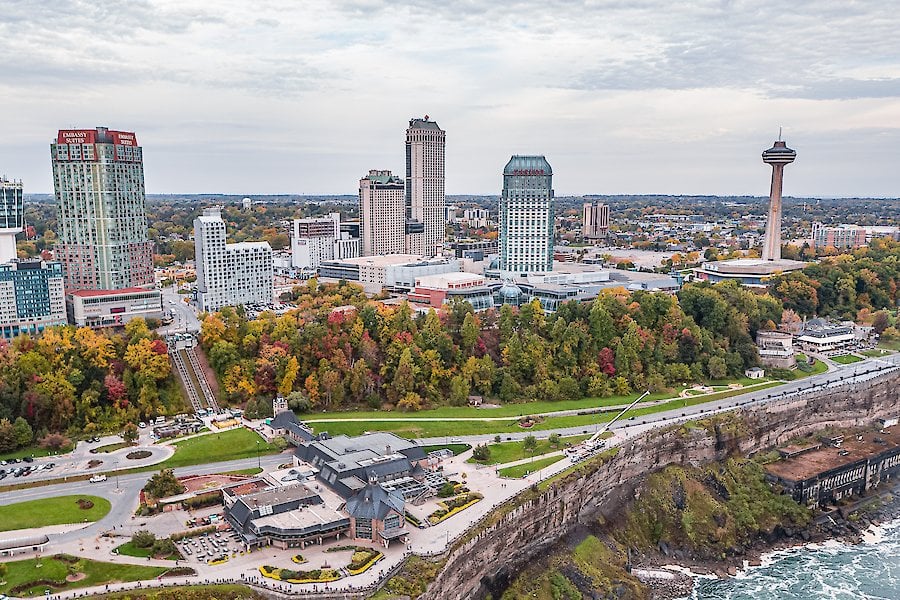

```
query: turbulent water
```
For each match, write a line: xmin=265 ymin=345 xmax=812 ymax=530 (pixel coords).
xmin=687 ymin=519 xmax=900 ymax=600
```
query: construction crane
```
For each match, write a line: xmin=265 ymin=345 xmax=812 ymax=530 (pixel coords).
xmin=567 ymin=390 xmax=651 ymax=461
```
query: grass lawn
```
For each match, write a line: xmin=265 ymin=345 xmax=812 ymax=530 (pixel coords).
xmin=793 ymin=355 xmax=829 ymax=378
xmin=420 ymin=443 xmax=472 ymax=456
xmin=861 ymin=348 xmax=891 ymax=357
xmin=159 ymin=428 xmax=279 ymax=470
xmin=0 ymin=495 xmax=111 ymax=533
xmin=312 ymin=381 xmax=784 ymax=439
xmin=114 ymin=541 xmax=180 ymax=560
xmin=303 ymin=388 xmax=693 ymax=423
xmin=467 ymin=434 xmax=593 ymax=465
xmin=0 ymin=555 xmax=168 ymax=597
xmin=91 ymin=442 xmax=132 ymax=454
xmin=0 ymin=443 xmax=73 ymax=461
xmin=498 ymin=455 xmax=565 ymax=478
xmin=218 ymin=467 xmax=264 ymax=476
xmin=832 ymin=354 xmax=863 ymax=364
xmin=878 ymin=339 xmax=900 ymax=351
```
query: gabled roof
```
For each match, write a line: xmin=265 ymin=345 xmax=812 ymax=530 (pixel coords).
xmin=345 ymin=483 xmax=405 ymax=521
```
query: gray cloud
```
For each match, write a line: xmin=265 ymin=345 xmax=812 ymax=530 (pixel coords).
xmin=1 ymin=0 xmax=899 ymax=196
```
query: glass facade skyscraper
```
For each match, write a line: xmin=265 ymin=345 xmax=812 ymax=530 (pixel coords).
xmin=0 ymin=176 xmax=24 ymax=263
xmin=499 ymin=155 xmax=554 ymax=277
xmin=0 ymin=260 xmax=66 ymax=339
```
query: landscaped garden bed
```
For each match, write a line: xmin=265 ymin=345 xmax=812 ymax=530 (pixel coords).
xmin=258 ymin=565 xmax=341 ymax=584
xmin=291 ymin=554 xmax=307 ymax=564
xmin=428 ymin=492 xmax=483 ymax=524
xmin=347 ymin=547 xmax=384 ymax=575
xmin=126 ymin=450 xmax=153 ymax=460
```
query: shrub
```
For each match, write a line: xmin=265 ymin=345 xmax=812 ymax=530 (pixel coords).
xmin=40 ymin=433 xmax=71 ymax=451
xmin=472 ymin=444 xmax=491 ymax=462
xmin=151 ymin=537 xmax=178 ymax=558
xmin=132 ymin=530 xmax=157 ymax=548
xmin=76 ymin=498 xmax=94 ymax=510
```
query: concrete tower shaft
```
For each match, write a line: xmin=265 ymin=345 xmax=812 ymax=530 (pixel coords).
xmin=761 ymin=140 xmax=796 ymax=262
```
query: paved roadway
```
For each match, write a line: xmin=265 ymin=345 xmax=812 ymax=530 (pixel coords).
xmin=158 ymin=285 xmax=201 ymax=335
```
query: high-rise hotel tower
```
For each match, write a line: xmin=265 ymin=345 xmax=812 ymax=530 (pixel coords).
xmin=51 ymin=127 xmax=154 ymax=291
xmin=405 ymin=116 xmax=445 ymax=257
xmin=499 ymin=155 xmax=554 ymax=277
xmin=0 ymin=176 xmax=24 ymax=263
xmin=360 ymin=170 xmax=406 ymax=256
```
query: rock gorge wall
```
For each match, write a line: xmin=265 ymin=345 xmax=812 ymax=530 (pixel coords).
xmin=418 ymin=371 xmax=900 ymax=600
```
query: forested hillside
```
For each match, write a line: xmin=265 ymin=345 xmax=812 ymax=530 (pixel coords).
xmin=200 ymin=279 xmax=782 ymax=415
xmin=0 ymin=319 xmax=182 ymax=450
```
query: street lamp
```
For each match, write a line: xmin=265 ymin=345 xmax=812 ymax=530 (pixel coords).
xmin=256 ymin=440 xmax=261 ymax=469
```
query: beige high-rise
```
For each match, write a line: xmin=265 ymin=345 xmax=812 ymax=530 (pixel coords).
xmin=405 ymin=117 xmax=446 ymax=257
xmin=359 ymin=170 xmax=406 ymax=256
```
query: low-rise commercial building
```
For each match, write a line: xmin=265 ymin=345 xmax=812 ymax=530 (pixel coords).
xmin=319 ymin=255 xmax=460 ymax=293
xmin=67 ymin=286 xmax=162 ymax=328
xmin=408 ymin=272 xmax=493 ymax=311
xmin=795 ymin=319 xmax=858 ymax=355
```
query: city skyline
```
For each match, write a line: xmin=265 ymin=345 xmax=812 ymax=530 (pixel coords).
xmin=1 ymin=2 xmax=899 ymax=198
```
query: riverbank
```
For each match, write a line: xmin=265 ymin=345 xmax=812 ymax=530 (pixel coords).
xmin=635 ymin=482 xmax=900 ymax=599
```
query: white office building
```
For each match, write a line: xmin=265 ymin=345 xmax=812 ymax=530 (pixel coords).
xmin=406 ymin=117 xmax=446 ymax=257
xmin=290 ymin=212 xmax=359 ymax=270
xmin=499 ymin=155 xmax=554 ymax=277
xmin=194 ymin=207 xmax=273 ymax=312
xmin=360 ymin=170 xmax=406 ymax=257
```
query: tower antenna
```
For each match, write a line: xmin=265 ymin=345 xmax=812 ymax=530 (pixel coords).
xmin=778 ymin=126 xmax=783 ymax=141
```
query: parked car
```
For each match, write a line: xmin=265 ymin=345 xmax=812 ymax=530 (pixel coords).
xmin=138 ymin=422 xmax=147 ymax=429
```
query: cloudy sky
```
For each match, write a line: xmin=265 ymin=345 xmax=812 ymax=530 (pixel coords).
xmin=2 ymin=0 xmax=899 ymax=197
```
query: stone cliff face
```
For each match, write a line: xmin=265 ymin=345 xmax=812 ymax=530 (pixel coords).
xmin=417 ymin=372 xmax=899 ymax=600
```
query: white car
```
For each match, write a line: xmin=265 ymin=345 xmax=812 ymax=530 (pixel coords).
xmin=138 ymin=422 xmax=147 ymax=428
xmin=89 ymin=474 xmax=107 ymax=483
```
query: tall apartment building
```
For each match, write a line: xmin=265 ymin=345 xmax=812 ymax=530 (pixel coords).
xmin=582 ymin=202 xmax=610 ymax=242
xmin=811 ymin=223 xmax=867 ymax=250
xmin=405 ymin=117 xmax=446 ymax=257
xmin=0 ymin=176 xmax=24 ymax=263
xmin=290 ymin=212 xmax=360 ymax=270
xmin=51 ymin=127 xmax=154 ymax=291
xmin=360 ymin=170 xmax=406 ymax=256
xmin=499 ymin=156 xmax=554 ymax=277
xmin=194 ymin=207 xmax=273 ymax=312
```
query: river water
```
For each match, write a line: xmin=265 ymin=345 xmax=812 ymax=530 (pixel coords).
xmin=686 ymin=519 xmax=900 ymax=600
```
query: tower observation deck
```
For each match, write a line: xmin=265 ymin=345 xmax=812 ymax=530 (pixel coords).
xmin=761 ymin=139 xmax=796 ymax=261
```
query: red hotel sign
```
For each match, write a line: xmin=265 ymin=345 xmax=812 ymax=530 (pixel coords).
xmin=57 ymin=129 xmax=96 ymax=145
xmin=510 ymin=169 xmax=546 ymax=176
xmin=111 ymin=131 xmax=137 ymax=146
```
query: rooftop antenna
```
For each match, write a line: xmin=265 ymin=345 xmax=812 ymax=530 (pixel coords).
xmin=778 ymin=126 xmax=783 ymax=141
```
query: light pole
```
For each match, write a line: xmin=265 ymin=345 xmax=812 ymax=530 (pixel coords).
xmin=256 ymin=440 xmax=261 ymax=470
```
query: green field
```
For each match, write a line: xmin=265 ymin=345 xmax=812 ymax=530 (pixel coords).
xmin=91 ymin=442 xmax=132 ymax=454
xmin=0 ymin=443 xmax=73 ymax=461
xmin=832 ymin=354 xmax=863 ymax=364
xmin=498 ymin=455 xmax=565 ymax=478
xmin=861 ymin=348 xmax=891 ymax=357
xmin=468 ymin=434 xmax=593 ymax=465
xmin=311 ymin=381 xmax=784 ymax=439
xmin=878 ymin=339 xmax=900 ymax=351
xmin=304 ymin=388 xmax=694 ymax=422
xmin=0 ymin=555 xmax=168 ymax=597
xmin=159 ymin=428 xmax=279 ymax=470
xmin=114 ymin=540 xmax=180 ymax=560
xmin=794 ymin=355 xmax=829 ymax=377
xmin=0 ymin=495 xmax=111 ymax=533
xmin=420 ymin=443 xmax=472 ymax=456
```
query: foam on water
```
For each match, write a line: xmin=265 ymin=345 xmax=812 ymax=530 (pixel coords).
xmin=684 ymin=519 xmax=900 ymax=600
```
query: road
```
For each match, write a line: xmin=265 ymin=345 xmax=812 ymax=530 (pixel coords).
xmin=158 ymin=285 xmax=201 ymax=335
